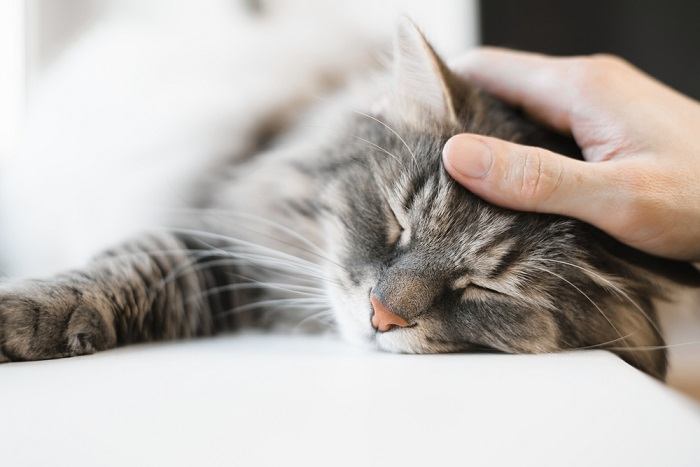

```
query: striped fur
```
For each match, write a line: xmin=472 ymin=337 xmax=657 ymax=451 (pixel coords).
xmin=2 ymin=22 xmax=698 ymax=380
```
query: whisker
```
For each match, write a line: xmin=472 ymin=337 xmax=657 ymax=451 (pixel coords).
xmin=161 ymin=227 xmax=327 ymax=273
xmin=351 ymin=110 xmax=418 ymax=169
xmin=211 ymin=210 xmax=328 ymax=256
xmin=351 ymin=135 xmax=403 ymax=166
xmin=186 ymin=281 xmax=325 ymax=305
xmin=185 ymin=209 xmax=350 ymax=274
xmin=292 ymin=309 xmax=335 ymax=332
xmin=138 ymin=244 xmax=338 ymax=313
xmin=158 ymin=255 xmax=337 ymax=291
xmin=97 ymin=235 xmax=331 ymax=307
xmin=567 ymin=333 xmax=636 ymax=351
xmin=295 ymin=122 xmax=407 ymax=170
xmin=137 ymin=229 xmax=332 ymax=298
xmin=536 ymin=258 xmax=662 ymax=337
xmin=529 ymin=264 xmax=627 ymax=345
xmin=608 ymin=340 xmax=700 ymax=351
xmin=216 ymin=298 xmax=330 ymax=318
xmin=94 ymin=246 xmax=233 ymax=268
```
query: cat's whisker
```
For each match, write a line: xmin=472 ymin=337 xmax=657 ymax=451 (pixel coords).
xmin=157 ymin=255 xmax=337 ymax=291
xmin=351 ymin=135 xmax=404 ymax=166
xmin=186 ymin=281 xmax=326 ymax=305
xmin=528 ymin=265 xmax=628 ymax=345
xmin=207 ymin=210 xmax=328 ymax=256
xmin=608 ymin=340 xmax=700 ymax=351
xmin=142 ymin=228 xmax=331 ymax=292
xmin=162 ymin=227 xmax=326 ymax=273
xmin=351 ymin=109 xmax=418 ymax=169
xmin=530 ymin=265 xmax=660 ymax=376
xmin=98 ymin=247 xmax=215 ymax=263
xmin=295 ymin=122 xmax=408 ymax=170
xmin=230 ymin=251 xmax=324 ymax=276
xmin=138 ymin=242 xmax=338 ymax=313
xmin=217 ymin=270 xmax=326 ymax=294
xmin=216 ymin=298 xmax=330 ymax=319
xmin=190 ymin=209 xmax=351 ymax=274
xmin=536 ymin=258 xmax=663 ymax=337
xmin=566 ymin=333 xmax=636 ymax=351
xmin=292 ymin=309 xmax=335 ymax=332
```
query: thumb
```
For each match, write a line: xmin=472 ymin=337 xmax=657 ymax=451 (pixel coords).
xmin=442 ymin=134 xmax=610 ymax=222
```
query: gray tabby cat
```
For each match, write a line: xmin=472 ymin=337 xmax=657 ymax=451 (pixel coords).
xmin=1 ymin=21 xmax=697 ymax=380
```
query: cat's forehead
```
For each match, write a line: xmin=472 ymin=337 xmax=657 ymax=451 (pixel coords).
xmin=406 ymin=177 xmax=516 ymax=253
xmin=344 ymin=115 xmax=517 ymax=234
xmin=330 ymin=115 xmax=580 ymax=280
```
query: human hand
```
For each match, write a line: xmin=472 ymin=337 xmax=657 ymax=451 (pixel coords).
xmin=442 ymin=48 xmax=700 ymax=261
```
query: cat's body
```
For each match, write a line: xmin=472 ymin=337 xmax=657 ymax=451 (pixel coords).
xmin=1 ymin=16 xmax=697 ymax=380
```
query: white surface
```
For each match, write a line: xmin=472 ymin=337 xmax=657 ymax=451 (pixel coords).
xmin=0 ymin=0 xmax=25 ymax=160
xmin=2 ymin=334 xmax=700 ymax=467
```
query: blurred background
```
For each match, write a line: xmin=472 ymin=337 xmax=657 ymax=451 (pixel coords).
xmin=2 ymin=0 xmax=699 ymax=160
xmin=0 ymin=0 xmax=699 ymax=399
xmin=0 ymin=0 xmax=477 ymax=160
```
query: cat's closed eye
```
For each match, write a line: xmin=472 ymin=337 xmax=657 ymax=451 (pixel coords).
xmin=452 ymin=277 xmax=503 ymax=297
xmin=385 ymin=199 xmax=410 ymax=248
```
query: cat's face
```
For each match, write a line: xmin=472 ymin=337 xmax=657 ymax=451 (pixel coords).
xmin=320 ymin=117 xmax=668 ymax=377
xmin=316 ymin=20 xmax=670 ymax=379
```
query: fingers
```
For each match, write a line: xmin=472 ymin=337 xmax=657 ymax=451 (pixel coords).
xmin=450 ymin=48 xmax=588 ymax=133
xmin=442 ymin=134 xmax=612 ymax=223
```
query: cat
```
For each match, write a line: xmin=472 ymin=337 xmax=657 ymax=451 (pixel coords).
xmin=1 ymin=19 xmax=697 ymax=380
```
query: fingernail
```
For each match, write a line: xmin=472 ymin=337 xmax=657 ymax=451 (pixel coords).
xmin=443 ymin=136 xmax=493 ymax=179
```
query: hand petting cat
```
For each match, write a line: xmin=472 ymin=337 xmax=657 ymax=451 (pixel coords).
xmin=443 ymin=48 xmax=700 ymax=262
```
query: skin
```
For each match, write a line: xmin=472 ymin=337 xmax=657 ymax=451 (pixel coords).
xmin=442 ymin=47 xmax=700 ymax=261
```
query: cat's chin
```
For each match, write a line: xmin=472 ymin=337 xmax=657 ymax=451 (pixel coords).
xmin=332 ymin=304 xmax=426 ymax=354
xmin=333 ymin=313 xmax=375 ymax=348
xmin=374 ymin=328 xmax=427 ymax=354
xmin=332 ymin=312 xmax=413 ymax=353
xmin=337 ymin=327 xmax=424 ymax=354
xmin=374 ymin=329 xmax=493 ymax=355
xmin=334 ymin=312 xmax=458 ymax=354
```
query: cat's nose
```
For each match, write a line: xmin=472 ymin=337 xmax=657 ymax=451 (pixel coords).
xmin=370 ymin=294 xmax=409 ymax=332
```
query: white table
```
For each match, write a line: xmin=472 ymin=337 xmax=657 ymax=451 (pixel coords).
xmin=2 ymin=334 xmax=699 ymax=467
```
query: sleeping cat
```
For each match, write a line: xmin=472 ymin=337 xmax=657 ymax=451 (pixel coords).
xmin=0 ymin=20 xmax=697 ymax=380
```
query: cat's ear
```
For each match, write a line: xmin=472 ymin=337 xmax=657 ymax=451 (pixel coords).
xmin=390 ymin=18 xmax=462 ymax=126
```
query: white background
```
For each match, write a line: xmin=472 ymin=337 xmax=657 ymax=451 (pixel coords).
xmin=0 ymin=0 xmax=478 ymax=161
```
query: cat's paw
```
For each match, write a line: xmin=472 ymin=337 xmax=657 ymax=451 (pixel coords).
xmin=0 ymin=281 xmax=117 ymax=362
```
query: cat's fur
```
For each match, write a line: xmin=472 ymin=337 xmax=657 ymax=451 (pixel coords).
xmin=1 ymin=19 xmax=697 ymax=379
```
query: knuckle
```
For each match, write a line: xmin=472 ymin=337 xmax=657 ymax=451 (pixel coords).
xmin=567 ymin=54 xmax=629 ymax=90
xmin=517 ymin=148 xmax=563 ymax=207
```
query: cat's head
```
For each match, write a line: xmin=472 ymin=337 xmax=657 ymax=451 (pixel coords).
xmin=314 ymin=20 xmax=698 ymax=380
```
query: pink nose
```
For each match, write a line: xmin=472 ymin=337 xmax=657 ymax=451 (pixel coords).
xmin=370 ymin=294 xmax=409 ymax=332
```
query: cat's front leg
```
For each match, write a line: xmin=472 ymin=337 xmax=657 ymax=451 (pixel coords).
xmin=0 ymin=232 xmax=243 ymax=362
